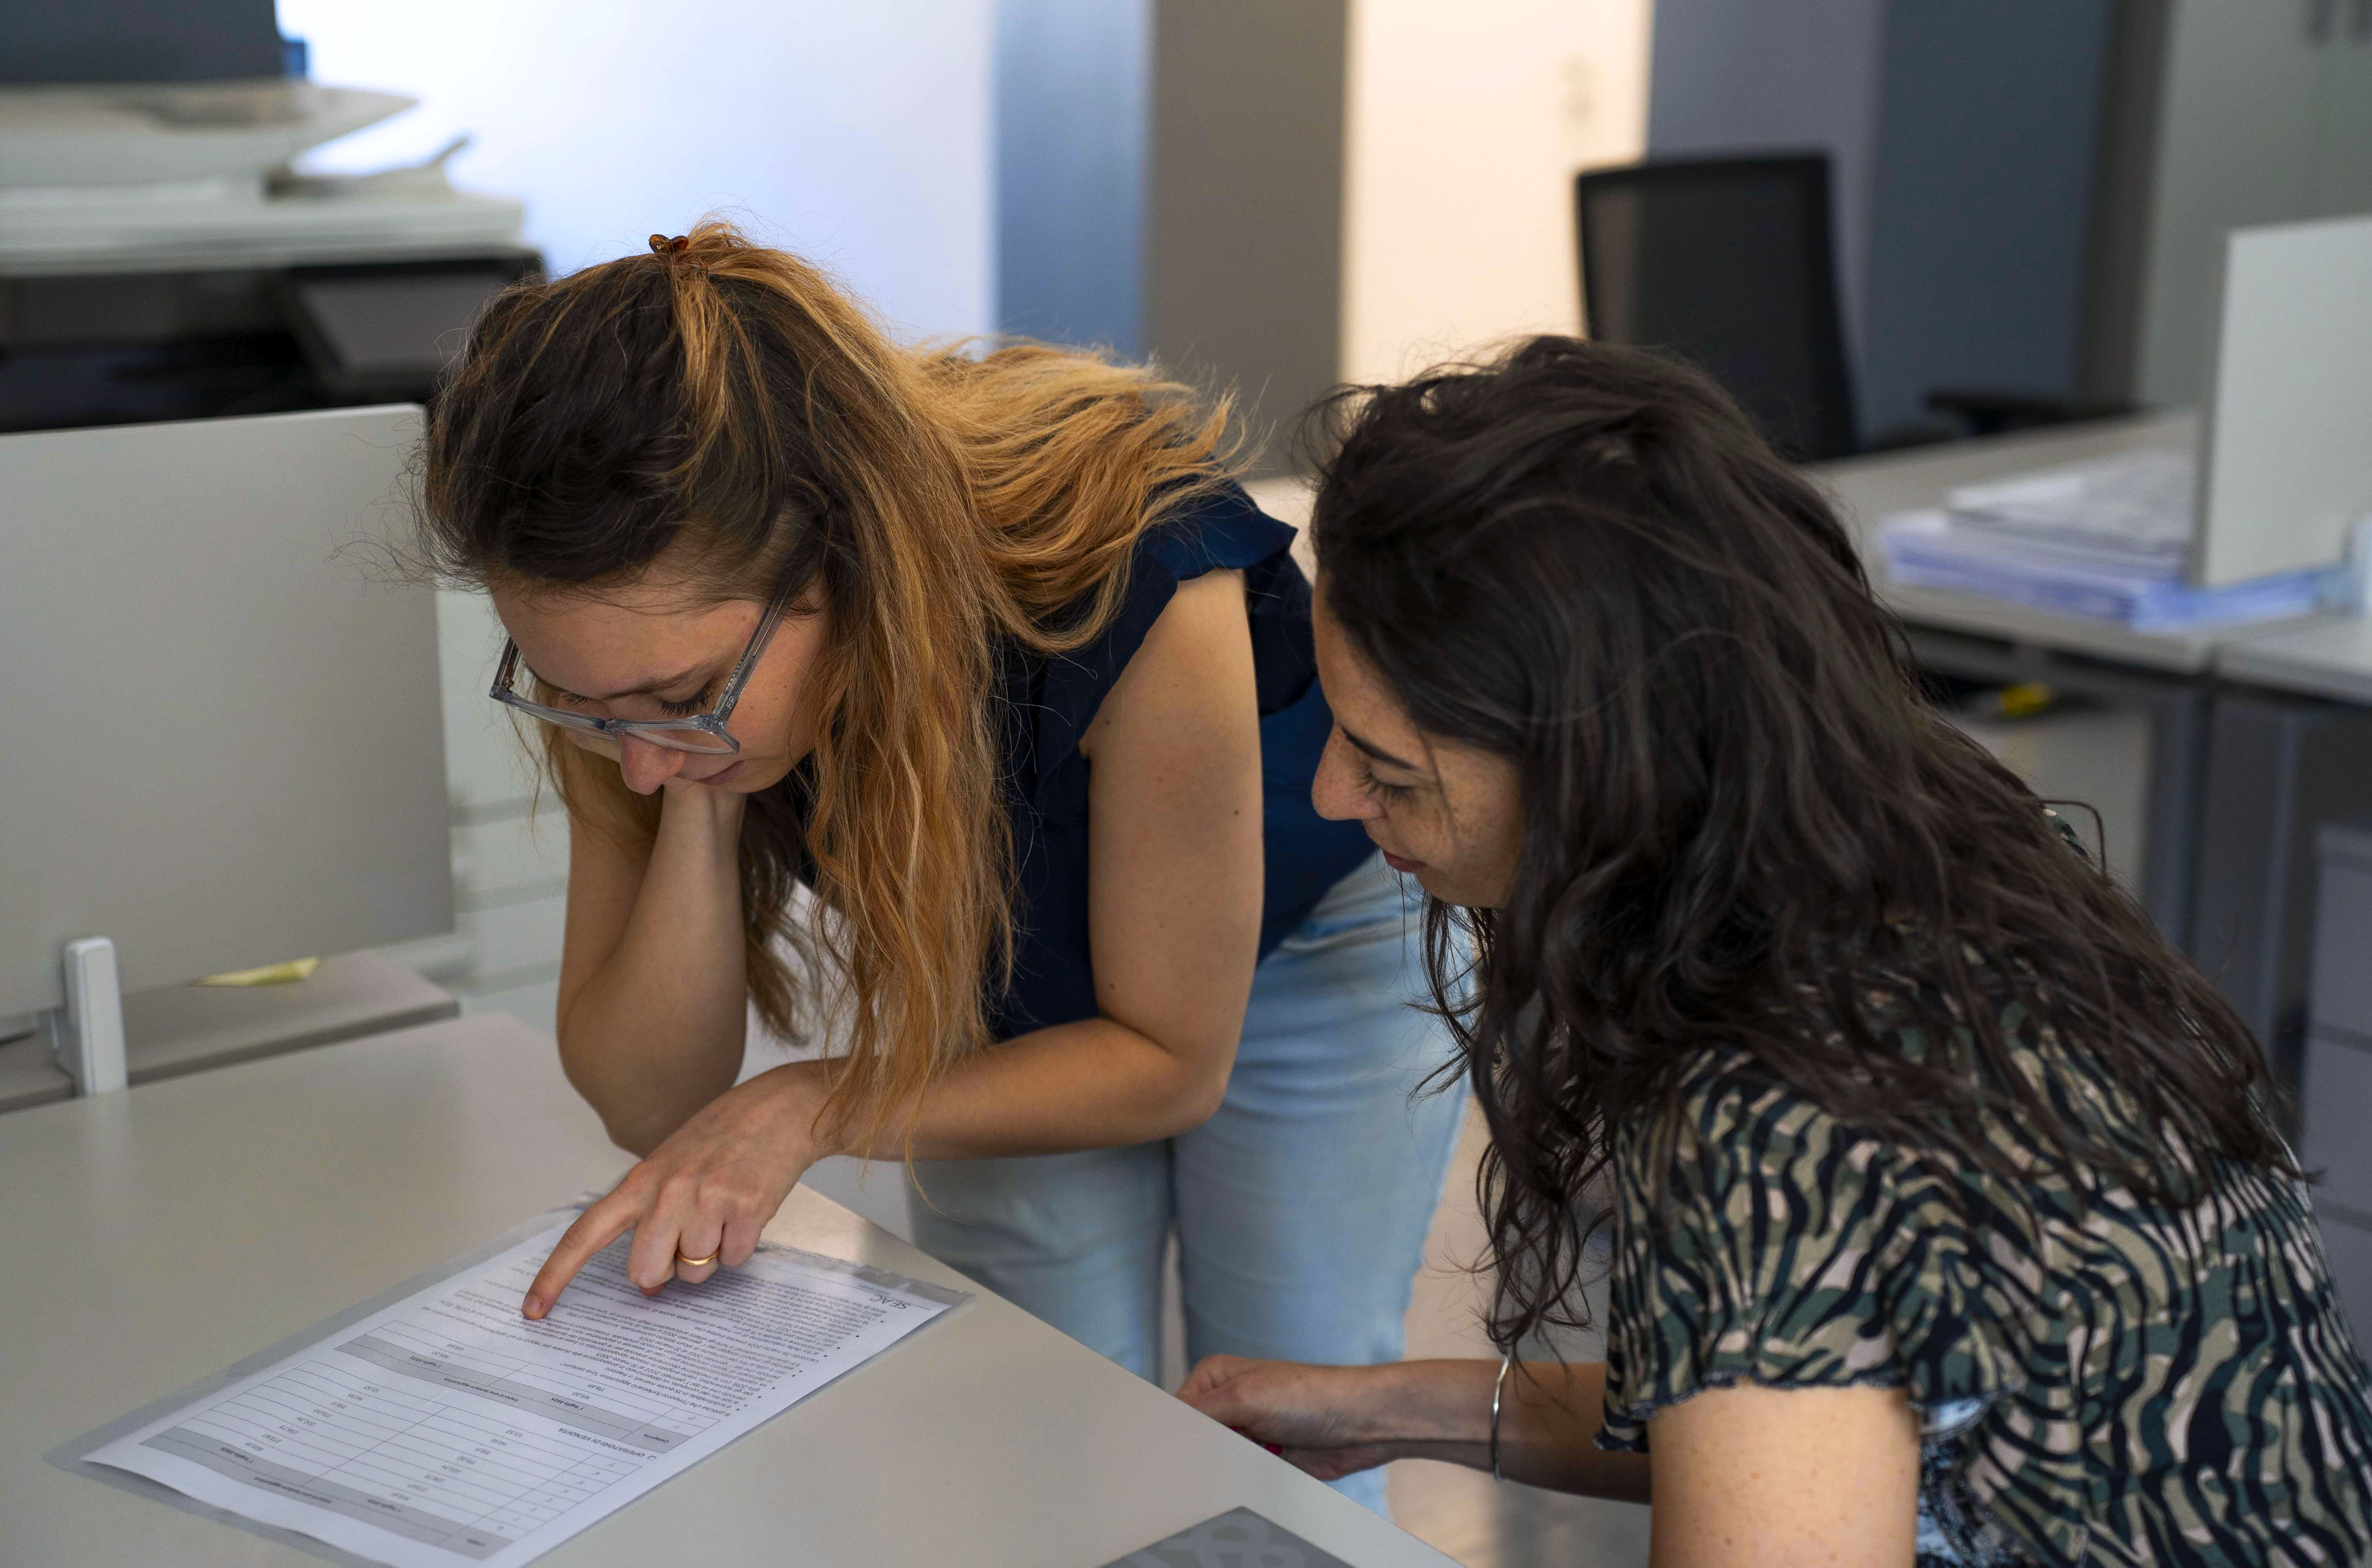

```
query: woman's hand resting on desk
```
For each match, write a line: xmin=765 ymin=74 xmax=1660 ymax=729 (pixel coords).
xmin=1178 ymin=1357 xmax=1412 ymax=1480
xmin=520 ymin=1060 xmax=840 ymax=1318
xmin=1182 ymin=1355 xmax=1654 ymax=1504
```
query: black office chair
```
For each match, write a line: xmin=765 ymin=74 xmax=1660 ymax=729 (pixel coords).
xmin=1575 ymin=153 xmax=1860 ymax=463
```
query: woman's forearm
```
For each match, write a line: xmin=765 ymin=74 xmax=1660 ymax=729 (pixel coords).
xmin=1361 ymin=1361 xmax=1652 ymax=1501
xmin=829 ymin=1014 xmax=1229 ymax=1162
xmin=559 ymin=769 xmax=1244 ymax=1166
xmin=557 ymin=784 xmax=752 ymax=1152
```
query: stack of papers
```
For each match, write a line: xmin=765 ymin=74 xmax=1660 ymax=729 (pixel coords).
xmin=1877 ymin=450 xmax=2329 ymax=633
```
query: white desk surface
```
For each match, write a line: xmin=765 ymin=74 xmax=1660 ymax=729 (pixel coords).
xmin=1809 ymin=410 xmax=2343 ymax=675
xmin=0 ymin=1014 xmax=1455 ymax=1568
xmin=2220 ymin=615 xmax=2372 ymax=705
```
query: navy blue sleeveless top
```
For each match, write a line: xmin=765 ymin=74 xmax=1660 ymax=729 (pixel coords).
xmin=990 ymin=483 xmax=1375 ymax=1040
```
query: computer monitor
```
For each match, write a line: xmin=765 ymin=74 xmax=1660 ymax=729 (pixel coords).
xmin=0 ymin=405 xmax=453 ymax=1018
xmin=2196 ymin=213 xmax=2372 ymax=588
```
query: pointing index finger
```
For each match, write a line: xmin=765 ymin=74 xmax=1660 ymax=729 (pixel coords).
xmin=523 ymin=1197 xmax=635 ymax=1319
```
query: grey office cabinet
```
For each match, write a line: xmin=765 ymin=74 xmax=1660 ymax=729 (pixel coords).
xmin=995 ymin=0 xmax=1347 ymax=473
xmin=2302 ymin=823 xmax=2372 ymax=1342
xmin=2189 ymin=694 xmax=2372 ymax=1091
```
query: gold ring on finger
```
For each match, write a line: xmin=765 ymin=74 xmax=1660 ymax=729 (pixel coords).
xmin=675 ymin=1248 xmax=720 ymax=1269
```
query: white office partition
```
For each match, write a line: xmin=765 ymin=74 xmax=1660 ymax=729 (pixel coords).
xmin=2198 ymin=214 xmax=2372 ymax=587
xmin=0 ymin=406 xmax=453 ymax=1016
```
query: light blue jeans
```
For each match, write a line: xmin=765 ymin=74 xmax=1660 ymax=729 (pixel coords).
xmin=908 ymin=853 xmax=1468 ymax=1515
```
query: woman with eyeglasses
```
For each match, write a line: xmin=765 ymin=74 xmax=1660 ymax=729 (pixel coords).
xmin=1181 ymin=338 xmax=2372 ymax=1563
xmin=415 ymin=223 xmax=1459 ymax=1511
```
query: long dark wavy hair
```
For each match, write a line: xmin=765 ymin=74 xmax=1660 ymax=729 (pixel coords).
xmin=1307 ymin=336 xmax=2294 ymax=1353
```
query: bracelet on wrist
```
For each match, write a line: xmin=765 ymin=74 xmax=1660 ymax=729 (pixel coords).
xmin=1489 ymin=1354 xmax=1512 ymax=1482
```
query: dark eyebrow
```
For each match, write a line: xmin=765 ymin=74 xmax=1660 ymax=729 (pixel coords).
xmin=524 ymin=659 xmax=710 ymax=702
xmin=1341 ymin=725 xmax=1425 ymax=774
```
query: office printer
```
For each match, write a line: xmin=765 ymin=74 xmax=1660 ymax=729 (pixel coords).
xmin=0 ymin=6 xmax=537 ymax=432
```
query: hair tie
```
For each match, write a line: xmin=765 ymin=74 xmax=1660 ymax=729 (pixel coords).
xmin=648 ymin=233 xmax=706 ymax=273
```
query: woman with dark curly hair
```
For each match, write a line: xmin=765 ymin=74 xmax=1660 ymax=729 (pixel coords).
xmin=1183 ymin=337 xmax=2372 ymax=1564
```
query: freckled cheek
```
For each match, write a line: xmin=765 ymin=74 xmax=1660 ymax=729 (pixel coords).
xmin=1473 ymin=826 xmax=1525 ymax=906
xmin=747 ymin=633 xmax=830 ymax=760
xmin=745 ymin=678 xmax=819 ymax=762
xmin=1397 ymin=800 xmax=1454 ymax=861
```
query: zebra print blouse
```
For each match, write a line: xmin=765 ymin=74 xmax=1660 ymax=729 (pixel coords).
xmin=1594 ymin=960 xmax=2372 ymax=1565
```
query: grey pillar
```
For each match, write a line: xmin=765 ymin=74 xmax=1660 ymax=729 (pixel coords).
xmin=996 ymin=0 xmax=1348 ymax=473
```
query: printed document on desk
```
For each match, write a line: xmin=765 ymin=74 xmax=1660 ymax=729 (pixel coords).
xmin=81 ymin=1220 xmax=967 ymax=1568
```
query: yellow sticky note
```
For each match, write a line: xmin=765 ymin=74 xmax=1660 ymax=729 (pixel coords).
xmin=194 ymin=957 xmax=322 ymax=987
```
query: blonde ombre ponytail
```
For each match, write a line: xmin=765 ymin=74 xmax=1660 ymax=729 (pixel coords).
xmin=421 ymin=222 xmax=1233 ymax=1152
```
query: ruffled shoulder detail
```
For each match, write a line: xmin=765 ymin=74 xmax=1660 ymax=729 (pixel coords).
xmin=1012 ymin=483 xmax=1298 ymax=802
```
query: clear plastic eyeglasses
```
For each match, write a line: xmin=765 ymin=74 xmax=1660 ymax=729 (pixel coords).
xmin=487 ymin=576 xmax=801 ymax=755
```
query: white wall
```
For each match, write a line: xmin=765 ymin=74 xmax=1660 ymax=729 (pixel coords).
xmin=275 ymin=0 xmax=994 ymax=337
xmin=1339 ymin=0 xmax=1652 ymax=386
